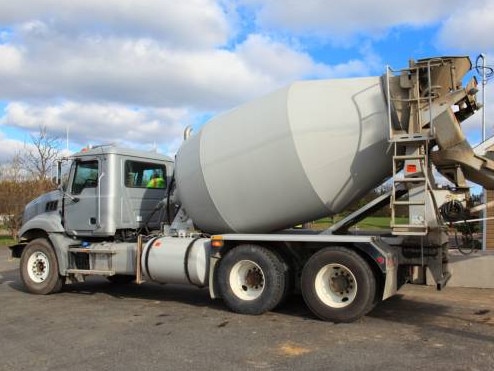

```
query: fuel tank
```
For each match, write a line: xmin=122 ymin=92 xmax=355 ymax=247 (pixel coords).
xmin=141 ymin=237 xmax=210 ymax=286
xmin=175 ymin=77 xmax=393 ymax=233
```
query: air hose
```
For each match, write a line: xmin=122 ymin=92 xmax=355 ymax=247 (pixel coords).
xmin=439 ymin=200 xmax=478 ymax=254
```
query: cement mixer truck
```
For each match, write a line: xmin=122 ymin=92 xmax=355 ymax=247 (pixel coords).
xmin=9 ymin=56 xmax=492 ymax=322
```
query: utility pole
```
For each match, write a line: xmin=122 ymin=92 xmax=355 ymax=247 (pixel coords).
xmin=479 ymin=53 xmax=487 ymax=251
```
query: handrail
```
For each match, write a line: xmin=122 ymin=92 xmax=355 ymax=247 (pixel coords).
xmin=386 ymin=65 xmax=392 ymax=141
xmin=426 ymin=58 xmax=443 ymax=137
xmin=97 ymin=171 xmax=105 ymax=228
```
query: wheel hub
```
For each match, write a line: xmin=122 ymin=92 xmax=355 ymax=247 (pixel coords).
xmin=330 ymin=274 xmax=350 ymax=293
xmin=27 ymin=251 xmax=50 ymax=283
xmin=229 ymin=259 xmax=265 ymax=301
xmin=34 ymin=259 xmax=46 ymax=277
xmin=314 ymin=263 xmax=357 ymax=308
xmin=245 ymin=268 xmax=263 ymax=289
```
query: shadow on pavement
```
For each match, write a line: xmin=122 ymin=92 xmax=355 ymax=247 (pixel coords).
xmin=369 ymin=293 xmax=494 ymax=343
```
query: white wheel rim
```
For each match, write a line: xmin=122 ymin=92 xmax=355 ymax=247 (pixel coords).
xmin=229 ymin=260 xmax=265 ymax=301
xmin=314 ymin=263 xmax=357 ymax=308
xmin=27 ymin=251 xmax=50 ymax=283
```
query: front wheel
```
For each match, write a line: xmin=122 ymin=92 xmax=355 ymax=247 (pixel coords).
xmin=301 ymin=247 xmax=376 ymax=323
xmin=20 ymin=238 xmax=63 ymax=295
xmin=217 ymin=244 xmax=289 ymax=315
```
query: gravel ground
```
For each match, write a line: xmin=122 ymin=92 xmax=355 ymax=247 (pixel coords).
xmin=1 ymin=246 xmax=493 ymax=370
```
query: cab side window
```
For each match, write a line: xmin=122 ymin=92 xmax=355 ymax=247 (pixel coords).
xmin=125 ymin=161 xmax=166 ymax=189
xmin=71 ymin=160 xmax=99 ymax=194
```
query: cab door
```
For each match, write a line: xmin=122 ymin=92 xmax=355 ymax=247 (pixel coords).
xmin=64 ymin=159 xmax=100 ymax=236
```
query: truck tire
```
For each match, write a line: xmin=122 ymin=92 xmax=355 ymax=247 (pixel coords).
xmin=217 ymin=244 xmax=288 ymax=315
xmin=301 ymin=247 xmax=376 ymax=323
xmin=20 ymin=238 xmax=63 ymax=295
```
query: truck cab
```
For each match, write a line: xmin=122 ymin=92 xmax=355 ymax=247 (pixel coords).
xmin=62 ymin=146 xmax=173 ymax=239
xmin=16 ymin=145 xmax=174 ymax=245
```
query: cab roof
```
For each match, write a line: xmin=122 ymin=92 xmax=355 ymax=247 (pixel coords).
xmin=69 ymin=144 xmax=174 ymax=163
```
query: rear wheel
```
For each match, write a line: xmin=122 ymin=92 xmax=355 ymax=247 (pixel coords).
xmin=20 ymin=238 xmax=63 ymax=295
xmin=217 ymin=244 xmax=288 ymax=315
xmin=301 ymin=247 xmax=376 ymax=323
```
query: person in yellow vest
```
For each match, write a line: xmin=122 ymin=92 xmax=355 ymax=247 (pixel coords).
xmin=147 ymin=172 xmax=165 ymax=188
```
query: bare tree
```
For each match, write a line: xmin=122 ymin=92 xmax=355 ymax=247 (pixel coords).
xmin=0 ymin=127 xmax=60 ymax=237
xmin=0 ymin=153 xmax=25 ymax=182
xmin=19 ymin=126 xmax=62 ymax=180
xmin=0 ymin=178 xmax=55 ymax=238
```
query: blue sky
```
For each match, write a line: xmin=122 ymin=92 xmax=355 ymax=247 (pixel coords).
xmin=0 ymin=0 xmax=493 ymax=161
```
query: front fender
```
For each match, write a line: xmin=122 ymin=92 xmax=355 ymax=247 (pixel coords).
xmin=19 ymin=212 xmax=64 ymax=240
xmin=16 ymin=214 xmax=69 ymax=275
xmin=11 ymin=233 xmax=74 ymax=276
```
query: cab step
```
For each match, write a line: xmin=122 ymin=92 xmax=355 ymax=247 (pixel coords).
xmin=66 ymin=269 xmax=115 ymax=276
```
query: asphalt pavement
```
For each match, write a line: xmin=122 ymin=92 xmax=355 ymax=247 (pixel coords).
xmin=1 ymin=246 xmax=493 ymax=370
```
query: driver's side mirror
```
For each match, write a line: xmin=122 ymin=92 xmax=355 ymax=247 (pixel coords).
xmin=57 ymin=175 xmax=68 ymax=192
xmin=57 ymin=159 xmax=70 ymax=190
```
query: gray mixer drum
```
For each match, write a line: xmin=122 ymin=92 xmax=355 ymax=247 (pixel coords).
xmin=175 ymin=76 xmax=393 ymax=234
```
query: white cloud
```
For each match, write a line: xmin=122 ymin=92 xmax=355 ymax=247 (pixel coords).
xmin=0 ymin=44 xmax=23 ymax=74
xmin=0 ymin=1 xmax=391 ymax=111
xmin=0 ymin=0 xmax=231 ymax=49
xmin=0 ymin=24 xmax=347 ymax=110
xmin=436 ymin=0 xmax=494 ymax=52
xmin=0 ymin=102 xmax=189 ymax=152
xmin=244 ymin=0 xmax=463 ymax=42
xmin=0 ymin=132 xmax=25 ymax=163
xmin=236 ymin=34 xmax=329 ymax=80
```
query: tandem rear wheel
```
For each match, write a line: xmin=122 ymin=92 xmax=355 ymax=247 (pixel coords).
xmin=217 ymin=244 xmax=290 ymax=315
xmin=301 ymin=246 xmax=377 ymax=323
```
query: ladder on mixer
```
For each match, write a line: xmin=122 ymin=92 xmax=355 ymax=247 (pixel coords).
xmin=385 ymin=62 xmax=437 ymax=236
xmin=390 ymin=137 xmax=429 ymax=236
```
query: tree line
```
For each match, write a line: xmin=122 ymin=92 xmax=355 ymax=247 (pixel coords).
xmin=0 ymin=127 xmax=60 ymax=237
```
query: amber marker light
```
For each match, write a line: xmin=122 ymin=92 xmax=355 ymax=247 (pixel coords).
xmin=211 ymin=236 xmax=224 ymax=248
